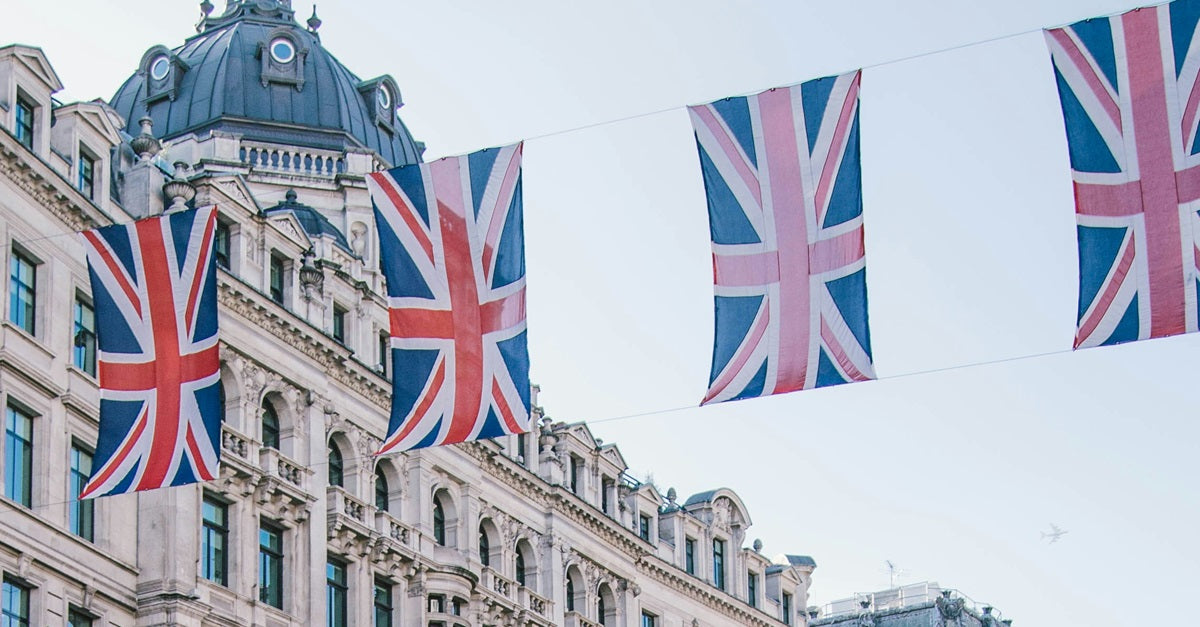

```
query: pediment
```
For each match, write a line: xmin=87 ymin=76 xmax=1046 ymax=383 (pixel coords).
xmin=269 ymin=212 xmax=311 ymax=249
xmin=0 ymin=45 xmax=64 ymax=92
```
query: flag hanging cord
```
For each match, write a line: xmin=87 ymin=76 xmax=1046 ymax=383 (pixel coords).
xmin=0 ymin=345 xmax=1089 ymax=518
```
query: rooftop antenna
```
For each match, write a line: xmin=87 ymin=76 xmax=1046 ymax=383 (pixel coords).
xmin=882 ymin=560 xmax=908 ymax=588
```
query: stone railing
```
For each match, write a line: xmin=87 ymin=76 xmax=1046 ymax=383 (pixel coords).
xmin=327 ymin=485 xmax=369 ymax=523
xmin=564 ymin=612 xmax=602 ymax=627
xmin=240 ymin=141 xmax=347 ymax=177
xmin=374 ymin=510 xmax=412 ymax=546
xmin=481 ymin=566 xmax=516 ymax=601
xmin=519 ymin=586 xmax=551 ymax=617
xmin=221 ymin=426 xmax=250 ymax=460
xmin=259 ymin=446 xmax=305 ymax=490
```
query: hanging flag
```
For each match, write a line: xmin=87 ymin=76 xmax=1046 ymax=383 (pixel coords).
xmin=1047 ymin=1 xmax=1200 ymax=348
xmin=79 ymin=206 xmax=222 ymax=498
xmin=689 ymin=71 xmax=876 ymax=405
xmin=367 ymin=143 xmax=531 ymax=453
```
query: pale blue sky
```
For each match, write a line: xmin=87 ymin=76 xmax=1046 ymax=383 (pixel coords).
xmin=5 ymin=1 xmax=1197 ymax=624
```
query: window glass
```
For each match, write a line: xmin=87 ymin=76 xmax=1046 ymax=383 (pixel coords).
xmin=149 ymin=55 xmax=170 ymax=80
xmin=325 ymin=559 xmax=347 ymax=627
xmin=259 ymin=522 xmax=284 ymax=608
xmin=70 ymin=445 xmax=94 ymax=541
xmin=478 ymin=525 xmax=490 ymax=567
xmin=783 ymin=591 xmax=793 ymax=625
xmin=685 ymin=537 xmax=696 ymax=575
xmin=638 ymin=514 xmax=651 ymax=541
xmin=214 ymin=220 xmax=231 ymax=269
xmin=269 ymin=255 xmax=285 ymax=303
xmin=328 ymin=443 xmax=343 ymax=487
xmin=77 ymin=151 xmax=95 ymax=199
xmin=4 ymin=404 xmax=33 ymax=507
xmin=73 ymin=298 xmax=96 ymax=375
xmin=713 ymin=538 xmax=726 ymax=590
xmin=748 ymin=572 xmax=758 ymax=607
xmin=641 ymin=611 xmax=656 ymax=627
xmin=270 ymin=38 xmax=296 ymax=64
xmin=374 ymin=467 xmax=388 ymax=511
xmin=201 ymin=497 xmax=228 ymax=585
xmin=1 ymin=578 xmax=30 ymax=627
xmin=432 ymin=498 xmax=445 ymax=545
xmin=9 ymin=249 xmax=36 ymax=335
xmin=14 ymin=100 xmax=34 ymax=150
xmin=515 ymin=551 xmax=526 ymax=587
xmin=332 ymin=305 xmax=346 ymax=343
xmin=262 ymin=402 xmax=280 ymax=450
xmin=373 ymin=579 xmax=393 ymax=627
xmin=67 ymin=608 xmax=93 ymax=627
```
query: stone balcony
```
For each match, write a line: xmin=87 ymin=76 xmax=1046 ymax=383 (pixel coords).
xmin=564 ymin=611 xmax=603 ymax=627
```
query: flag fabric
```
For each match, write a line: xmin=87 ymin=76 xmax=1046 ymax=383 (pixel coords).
xmin=79 ymin=206 xmax=222 ymax=498
xmin=1047 ymin=1 xmax=1200 ymax=348
xmin=367 ymin=143 xmax=531 ymax=453
xmin=689 ymin=71 xmax=876 ymax=405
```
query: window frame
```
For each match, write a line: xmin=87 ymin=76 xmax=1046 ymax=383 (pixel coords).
xmin=782 ymin=591 xmax=793 ymax=625
xmin=684 ymin=537 xmax=696 ymax=575
xmin=269 ymin=253 xmax=286 ymax=304
xmin=4 ymin=403 xmax=34 ymax=507
xmin=638 ymin=513 xmax=651 ymax=542
xmin=328 ymin=442 xmax=344 ymax=488
xmin=67 ymin=606 xmax=94 ymax=627
xmin=201 ymin=495 xmax=230 ymax=586
xmin=373 ymin=578 xmax=393 ymax=627
xmin=261 ymin=402 xmax=280 ymax=450
xmin=214 ymin=219 xmax=231 ymax=270
xmin=1 ymin=576 xmax=31 ymax=627
xmin=14 ymin=98 xmax=34 ymax=150
xmin=72 ymin=295 xmax=96 ymax=376
xmin=325 ymin=557 xmax=348 ymax=627
xmin=258 ymin=520 xmax=285 ymax=609
xmin=9 ymin=246 xmax=37 ymax=336
xmin=748 ymin=571 xmax=758 ymax=608
xmin=332 ymin=304 xmax=346 ymax=344
xmin=374 ymin=466 xmax=389 ymax=511
xmin=69 ymin=443 xmax=94 ymax=541
xmin=432 ymin=497 xmax=446 ymax=546
xmin=712 ymin=537 xmax=726 ymax=590
xmin=641 ymin=610 xmax=657 ymax=627
xmin=77 ymin=147 xmax=96 ymax=200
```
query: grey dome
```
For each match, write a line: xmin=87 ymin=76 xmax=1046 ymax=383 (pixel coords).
xmin=109 ymin=0 xmax=421 ymax=167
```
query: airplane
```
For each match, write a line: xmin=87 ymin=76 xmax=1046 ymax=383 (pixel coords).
xmin=1041 ymin=523 xmax=1068 ymax=543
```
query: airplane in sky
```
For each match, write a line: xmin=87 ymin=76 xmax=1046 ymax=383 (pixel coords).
xmin=1041 ymin=523 xmax=1068 ymax=544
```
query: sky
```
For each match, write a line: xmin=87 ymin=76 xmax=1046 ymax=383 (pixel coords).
xmin=4 ymin=1 xmax=1198 ymax=624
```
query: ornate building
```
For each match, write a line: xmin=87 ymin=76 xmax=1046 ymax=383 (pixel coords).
xmin=0 ymin=2 xmax=816 ymax=625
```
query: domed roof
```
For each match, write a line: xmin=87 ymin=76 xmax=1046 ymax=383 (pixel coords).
xmin=109 ymin=0 xmax=421 ymax=167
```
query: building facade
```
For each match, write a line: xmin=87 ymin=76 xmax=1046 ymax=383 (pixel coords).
xmin=0 ymin=2 xmax=817 ymax=626
xmin=809 ymin=583 xmax=1011 ymax=627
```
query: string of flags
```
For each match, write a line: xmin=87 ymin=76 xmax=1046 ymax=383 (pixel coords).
xmin=76 ymin=0 xmax=1200 ymax=497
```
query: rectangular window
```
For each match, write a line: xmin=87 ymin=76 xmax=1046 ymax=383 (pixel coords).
xmin=569 ymin=456 xmax=580 ymax=494
xmin=377 ymin=331 xmax=389 ymax=375
xmin=712 ymin=538 xmax=726 ymax=590
xmin=326 ymin=559 xmax=347 ymax=627
xmin=638 ymin=513 xmax=651 ymax=542
xmin=259 ymin=522 xmax=284 ymax=608
xmin=428 ymin=594 xmax=445 ymax=613
xmin=373 ymin=579 xmax=393 ymax=627
xmin=14 ymin=99 xmax=34 ymax=150
xmin=601 ymin=477 xmax=613 ymax=514
xmin=748 ymin=572 xmax=758 ymax=608
xmin=782 ymin=592 xmax=793 ymax=625
xmin=214 ymin=220 xmax=231 ymax=269
xmin=77 ymin=150 xmax=95 ymax=199
xmin=69 ymin=445 xmax=94 ymax=541
xmin=73 ymin=297 xmax=96 ymax=376
xmin=332 ymin=305 xmax=346 ymax=343
xmin=1 ymin=577 xmax=30 ymax=627
xmin=4 ymin=404 xmax=33 ymax=507
xmin=641 ymin=611 xmax=656 ymax=627
xmin=269 ymin=254 xmax=285 ymax=304
xmin=67 ymin=608 xmax=93 ymax=627
xmin=684 ymin=537 xmax=696 ymax=575
xmin=9 ymin=249 xmax=36 ymax=335
xmin=201 ymin=497 xmax=229 ymax=585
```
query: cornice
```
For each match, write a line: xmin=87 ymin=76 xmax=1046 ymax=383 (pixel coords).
xmin=0 ymin=130 xmax=114 ymax=232
xmin=636 ymin=556 xmax=785 ymax=627
xmin=217 ymin=277 xmax=390 ymax=411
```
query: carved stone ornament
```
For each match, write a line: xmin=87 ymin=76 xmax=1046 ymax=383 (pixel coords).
xmin=936 ymin=590 xmax=966 ymax=626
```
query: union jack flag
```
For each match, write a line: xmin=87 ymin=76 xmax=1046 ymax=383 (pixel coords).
xmin=1047 ymin=0 xmax=1200 ymax=348
xmin=79 ymin=206 xmax=222 ymax=498
xmin=367 ymin=143 xmax=531 ymax=453
xmin=689 ymin=71 xmax=876 ymax=405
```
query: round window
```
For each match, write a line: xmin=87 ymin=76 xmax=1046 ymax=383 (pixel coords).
xmin=269 ymin=38 xmax=295 ymax=64
xmin=149 ymin=55 xmax=170 ymax=81
xmin=377 ymin=84 xmax=392 ymax=111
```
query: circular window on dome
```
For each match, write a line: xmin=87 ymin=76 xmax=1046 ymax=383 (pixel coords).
xmin=377 ymin=84 xmax=392 ymax=111
xmin=149 ymin=55 xmax=170 ymax=81
xmin=269 ymin=38 xmax=295 ymax=64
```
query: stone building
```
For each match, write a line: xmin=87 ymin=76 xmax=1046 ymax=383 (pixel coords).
xmin=0 ymin=1 xmax=817 ymax=625
xmin=809 ymin=583 xmax=1011 ymax=627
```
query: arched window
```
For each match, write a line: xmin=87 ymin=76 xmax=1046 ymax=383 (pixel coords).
xmin=566 ymin=566 xmax=585 ymax=613
xmin=374 ymin=467 xmax=388 ymax=511
xmin=262 ymin=401 xmax=280 ymax=450
xmin=433 ymin=498 xmax=446 ymax=545
xmin=597 ymin=595 xmax=606 ymax=625
xmin=597 ymin=583 xmax=616 ymax=626
xmin=515 ymin=551 xmax=526 ymax=587
xmin=566 ymin=577 xmax=575 ymax=612
xmin=328 ymin=442 xmax=344 ymax=487
xmin=479 ymin=524 xmax=490 ymax=567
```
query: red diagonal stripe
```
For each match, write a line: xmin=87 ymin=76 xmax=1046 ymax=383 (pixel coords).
xmin=370 ymin=171 xmax=435 ymax=265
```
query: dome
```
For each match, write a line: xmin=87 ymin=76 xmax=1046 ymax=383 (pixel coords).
xmin=108 ymin=0 xmax=421 ymax=167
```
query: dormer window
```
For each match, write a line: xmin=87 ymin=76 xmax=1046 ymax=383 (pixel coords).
xmin=358 ymin=76 xmax=400 ymax=132
xmin=377 ymin=84 xmax=392 ymax=111
xmin=258 ymin=30 xmax=306 ymax=90
xmin=14 ymin=98 xmax=34 ymax=150
xmin=149 ymin=55 xmax=170 ymax=81
xmin=269 ymin=38 xmax=295 ymax=64
xmin=141 ymin=46 xmax=187 ymax=103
